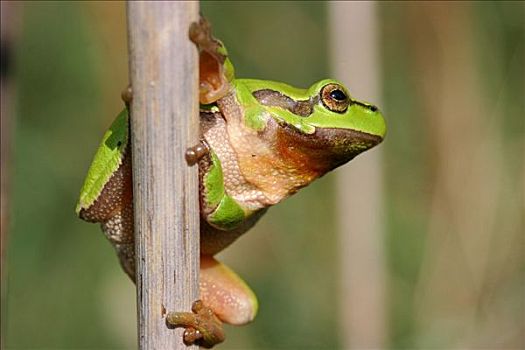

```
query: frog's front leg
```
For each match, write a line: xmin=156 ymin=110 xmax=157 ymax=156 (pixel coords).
xmin=185 ymin=141 xmax=210 ymax=166
xmin=167 ymin=256 xmax=258 ymax=348
xmin=189 ymin=16 xmax=235 ymax=104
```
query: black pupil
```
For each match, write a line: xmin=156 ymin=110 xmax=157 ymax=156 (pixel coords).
xmin=330 ymin=89 xmax=346 ymax=101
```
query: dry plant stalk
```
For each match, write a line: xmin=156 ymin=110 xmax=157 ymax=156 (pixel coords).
xmin=126 ymin=2 xmax=200 ymax=349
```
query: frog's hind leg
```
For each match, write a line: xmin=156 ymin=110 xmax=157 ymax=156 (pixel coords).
xmin=99 ymin=149 xmax=136 ymax=280
xmin=101 ymin=199 xmax=135 ymax=280
xmin=199 ymin=255 xmax=258 ymax=325
xmin=79 ymin=145 xmax=136 ymax=281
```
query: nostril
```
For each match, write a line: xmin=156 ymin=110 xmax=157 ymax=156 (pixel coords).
xmin=369 ymin=105 xmax=378 ymax=112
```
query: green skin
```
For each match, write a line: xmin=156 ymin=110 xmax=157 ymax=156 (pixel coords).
xmin=76 ymin=17 xmax=385 ymax=349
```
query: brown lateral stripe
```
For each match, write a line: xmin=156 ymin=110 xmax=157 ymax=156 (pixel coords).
xmin=252 ymin=89 xmax=315 ymax=117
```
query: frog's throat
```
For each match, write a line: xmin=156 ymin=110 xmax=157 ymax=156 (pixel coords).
xmin=272 ymin=119 xmax=383 ymax=172
xmin=222 ymin=116 xmax=382 ymax=208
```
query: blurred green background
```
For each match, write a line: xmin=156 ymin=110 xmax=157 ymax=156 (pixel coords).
xmin=2 ymin=1 xmax=524 ymax=349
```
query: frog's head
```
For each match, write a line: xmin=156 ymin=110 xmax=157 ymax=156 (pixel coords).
xmin=304 ymin=79 xmax=386 ymax=140
xmin=251 ymin=78 xmax=386 ymax=172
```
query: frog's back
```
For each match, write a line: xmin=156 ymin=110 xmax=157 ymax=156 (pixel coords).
xmin=235 ymin=79 xmax=308 ymax=99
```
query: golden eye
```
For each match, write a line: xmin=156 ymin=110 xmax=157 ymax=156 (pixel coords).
xmin=320 ymin=83 xmax=350 ymax=113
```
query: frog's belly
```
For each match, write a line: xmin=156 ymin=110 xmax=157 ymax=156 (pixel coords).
xmin=200 ymin=208 xmax=267 ymax=255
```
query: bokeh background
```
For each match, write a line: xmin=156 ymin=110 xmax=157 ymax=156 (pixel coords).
xmin=2 ymin=1 xmax=524 ymax=349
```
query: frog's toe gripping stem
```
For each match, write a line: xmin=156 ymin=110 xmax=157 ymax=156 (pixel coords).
xmin=166 ymin=300 xmax=225 ymax=349
xmin=189 ymin=16 xmax=230 ymax=104
xmin=189 ymin=16 xmax=222 ymax=60
xmin=121 ymin=85 xmax=133 ymax=108
xmin=185 ymin=141 xmax=210 ymax=166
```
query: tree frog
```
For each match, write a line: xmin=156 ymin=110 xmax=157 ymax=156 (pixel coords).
xmin=76 ymin=17 xmax=386 ymax=348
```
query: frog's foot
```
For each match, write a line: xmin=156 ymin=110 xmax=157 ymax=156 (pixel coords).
xmin=166 ymin=300 xmax=225 ymax=348
xmin=166 ymin=256 xmax=257 ymax=347
xmin=189 ymin=16 xmax=224 ymax=63
xmin=185 ymin=141 xmax=209 ymax=165
xmin=189 ymin=16 xmax=230 ymax=104
xmin=121 ymin=84 xmax=133 ymax=108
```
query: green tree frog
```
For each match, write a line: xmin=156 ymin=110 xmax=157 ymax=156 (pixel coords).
xmin=76 ymin=17 xmax=386 ymax=348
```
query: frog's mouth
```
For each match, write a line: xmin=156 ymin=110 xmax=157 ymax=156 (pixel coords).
xmin=274 ymin=121 xmax=383 ymax=172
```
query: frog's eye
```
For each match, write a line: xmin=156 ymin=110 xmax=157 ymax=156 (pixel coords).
xmin=320 ymin=83 xmax=350 ymax=113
